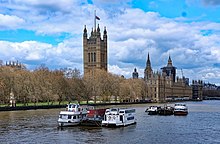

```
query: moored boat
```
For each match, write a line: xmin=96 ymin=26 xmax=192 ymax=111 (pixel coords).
xmin=87 ymin=108 xmax=106 ymax=120
xmin=102 ymin=108 xmax=136 ymax=127
xmin=174 ymin=103 xmax=188 ymax=116
xmin=80 ymin=107 xmax=106 ymax=127
xmin=157 ymin=105 xmax=174 ymax=115
xmin=57 ymin=103 xmax=88 ymax=127
xmin=145 ymin=106 xmax=161 ymax=115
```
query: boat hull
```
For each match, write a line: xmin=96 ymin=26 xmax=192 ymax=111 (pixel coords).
xmin=102 ymin=121 xmax=136 ymax=127
xmin=158 ymin=109 xmax=173 ymax=115
xmin=58 ymin=121 xmax=80 ymax=127
xmin=147 ymin=111 xmax=158 ymax=115
xmin=80 ymin=119 xmax=102 ymax=127
xmin=174 ymin=111 xmax=188 ymax=116
xmin=156 ymin=105 xmax=174 ymax=116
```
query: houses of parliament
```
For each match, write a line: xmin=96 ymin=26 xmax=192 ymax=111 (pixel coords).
xmin=83 ymin=21 xmax=203 ymax=103
xmin=133 ymin=53 xmax=203 ymax=102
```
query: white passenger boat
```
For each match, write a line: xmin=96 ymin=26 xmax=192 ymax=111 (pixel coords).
xmin=58 ymin=103 xmax=88 ymax=127
xmin=101 ymin=108 xmax=136 ymax=127
xmin=174 ymin=103 xmax=188 ymax=116
xmin=145 ymin=106 xmax=161 ymax=115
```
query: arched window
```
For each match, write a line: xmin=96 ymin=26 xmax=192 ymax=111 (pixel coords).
xmin=94 ymin=52 xmax=96 ymax=62
xmin=91 ymin=52 xmax=93 ymax=62
xmin=88 ymin=53 xmax=90 ymax=62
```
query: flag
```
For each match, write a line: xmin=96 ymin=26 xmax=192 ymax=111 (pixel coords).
xmin=96 ymin=16 xmax=100 ymax=20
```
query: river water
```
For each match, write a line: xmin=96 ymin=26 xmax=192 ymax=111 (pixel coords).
xmin=0 ymin=100 xmax=219 ymax=144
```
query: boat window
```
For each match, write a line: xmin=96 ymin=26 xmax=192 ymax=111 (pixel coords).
xmin=125 ymin=109 xmax=135 ymax=114
xmin=111 ymin=108 xmax=118 ymax=112
xmin=119 ymin=111 xmax=124 ymax=113
xmin=73 ymin=116 xmax=76 ymax=119
xmin=61 ymin=115 xmax=68 ymax=119
xmin=175 ymin=103 xmax=186 ymax=106
xmin=127 ymin=116 xmax=134 ymax=120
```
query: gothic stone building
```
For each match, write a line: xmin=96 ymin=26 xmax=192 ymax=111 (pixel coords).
xmin=83 ymin=24 xmax=107 ymax=75
xmin=144 ymin=53 xmax=195 ymax=102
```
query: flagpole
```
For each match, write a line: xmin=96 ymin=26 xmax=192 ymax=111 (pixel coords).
xmin=94 ymin=10 xmax=96 ymax=32
xmin=93 ymin=10 xmax=96 ymax=103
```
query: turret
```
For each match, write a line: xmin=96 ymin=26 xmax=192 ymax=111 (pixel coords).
xmin=103 ymin=26 xmax=107 ymax=41
xmin=83 ymin=25 xmax=87 ymax=37
xmin=161 ymin=55 xmax=176 ymax=82
xmin=91 ymin=28 xmax=94 ymax=37
xmin=132 ymin=68 xmax=139 ymax=79
xmin=96 ymin=24 xmax=100 ymax=37
xmin=83 ymin=25 xmax=88 ymax=48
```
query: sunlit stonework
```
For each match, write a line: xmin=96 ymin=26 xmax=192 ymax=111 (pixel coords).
xmin=83 ymin=25 xmax=107 ymax=75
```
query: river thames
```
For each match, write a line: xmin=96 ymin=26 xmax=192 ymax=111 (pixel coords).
xmin=0 ymin=100 xmax=219 ymax=144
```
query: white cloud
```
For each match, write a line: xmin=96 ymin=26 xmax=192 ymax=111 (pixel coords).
xmin=0 ymin=40 xmax=82 ymax=70
xmin=0 ymin=2 xmax=220 ymax=84
xmin=104 ymin=8 xmax=220 ymax=83
xmin=108 ymin=65 xmax=132 ymax=77
xmin=0 ymin=14 xmax=24 ymax=29
xmin=1 ymin=0 xmax=83 ymax=13
xmin=25 ymin=52 xmax=42 ymax=61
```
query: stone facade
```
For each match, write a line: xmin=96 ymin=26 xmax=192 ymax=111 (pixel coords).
xmin=144 ymin=53 xmax=194 ymax=102
xmin=83 ymin=24 xmax=107 ymax=75
xmin=192 ymin=80 xmax=203 ymax=100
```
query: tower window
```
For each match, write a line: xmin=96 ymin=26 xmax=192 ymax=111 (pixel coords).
xmin=101 ymin=53 xmax=103 ymax=63
xmin=94 ymin=52 xmax=96 ymax=62
xmin=88 ymin=53 xmax=90 ymax=62
xmin=91 ymin=52 xmax=94 ymax=62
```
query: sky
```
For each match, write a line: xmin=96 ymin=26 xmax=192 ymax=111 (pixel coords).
xmin=0 ymin=0 xmax=220 ymax=85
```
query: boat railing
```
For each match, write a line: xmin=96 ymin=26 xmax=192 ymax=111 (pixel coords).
xmin=65 ymin=104 xmax=89 ymax=112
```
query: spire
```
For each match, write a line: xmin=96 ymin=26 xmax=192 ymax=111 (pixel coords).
xmin=167 ymin=55 xmax=172 ymax=67
xmin=91 ymin=27 xmax=93 ymax=36
xmin=104 ymin=26 xmax=107 ymax=35
xmin=84 ymin=25 xmax=87 ymax=33
xmin=103 ymin=26 xmax=107 ymax=40
xmin=144 ymin=52 xmax=152 ymax=80
xmin=97 ymin=24 xmax=100 ymax=37
xmin=134 ymin=68 xmax=137 ymax=72
xmin=83 ymin=25 xmax=87 ymax=37
xmin=97 ymin=24 xmax=100 ymax=32
xmin=147 ymin=52 xmax=151 ymax=67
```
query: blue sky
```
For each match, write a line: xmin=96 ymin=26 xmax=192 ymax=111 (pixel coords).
xmin=0 ymin=0 xmax=220 ymax=85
